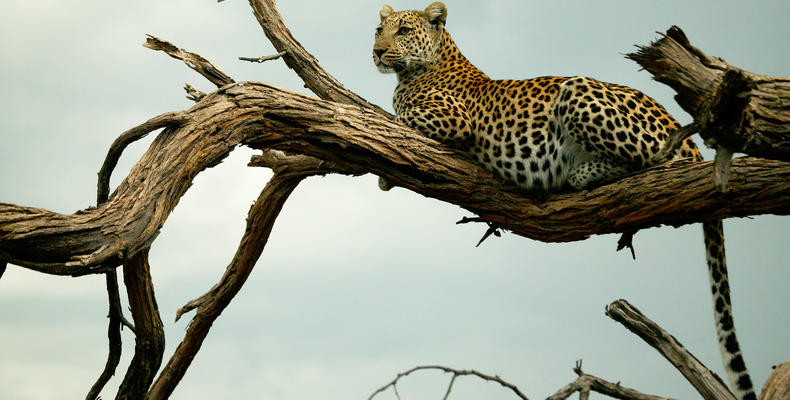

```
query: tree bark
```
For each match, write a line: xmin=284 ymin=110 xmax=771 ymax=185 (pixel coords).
xmin=607 ymin=300 xmax=734 ymax=400
xmin=760 ymin=362 xmax=790 ymax=400
xmin=1 ymin=2 xmax=788 ymax=399
xmin=116 ymin=249 xmax=165 ymax=400
xmin=1 ymin=81 xmax=790 ymax=275
xmin=628 ymin=26 xmax=790 ymax=161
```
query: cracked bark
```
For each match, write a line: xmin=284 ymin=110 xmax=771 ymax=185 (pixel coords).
xmin=2 ymin=82 xmax=789 ymax=275
xmin=0 ymin=1 xmax=788 ymax=398
xmin=628 ymin=26 xmax=790 ymax=189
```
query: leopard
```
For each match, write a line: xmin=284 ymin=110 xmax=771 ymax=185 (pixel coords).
xmin=373 ymin=3 xmax=756 ymax=399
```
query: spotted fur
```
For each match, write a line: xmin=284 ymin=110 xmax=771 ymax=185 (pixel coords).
xmin=373 ymin=3 xmax=755 ymax=399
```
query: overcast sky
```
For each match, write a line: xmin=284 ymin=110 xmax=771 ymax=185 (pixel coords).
xmin=1 ymin=1 xmax=789 ymax=399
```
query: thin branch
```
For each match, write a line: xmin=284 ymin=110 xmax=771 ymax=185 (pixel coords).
xmin=606 ymin=300 xmax=735 ymax=400
xmin=239 ymin=50 xmax=286 ymax=63
xmin=143 ymin=34 xmax=234 ymax=88
xmin=184 ymin=83 xmax=206 ymax=102
xmin=247 ymin=149 xmax=365 ymax=179
xmin=442 ymin=374 xmax=457 ymax=400
xmin=547 ymin=360 xmax=675 ymax=400
xmin=246 ymin=0 xmax=391 ymax=115
xmin=368 ymin=365 xmax=529 ymax=400
xmin=85 ymin=270 xmax=126 ymax=400
xmin=97 ymin=111 xmax=188 ymax=204
xmin=146 ymin=171 xmax=311 ymax=399
xmin=475 ymin=222 xmax=503 ymax=247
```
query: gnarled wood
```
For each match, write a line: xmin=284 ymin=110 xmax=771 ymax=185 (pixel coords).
xmin=607 ymin=300 xmax=734 ymax=400
xmin=2 ymin=81 xmax=790 ymax=275
xmin=116 ymin=249 xmax=164 ymax=400
xmin=628 ymin=26 xmax=790 ymax=188
xmin=1 ymin=2 xmax=787 ymax=398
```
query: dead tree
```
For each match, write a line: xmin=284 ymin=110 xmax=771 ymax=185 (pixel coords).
xmin=0 ymin=1 xmax=788 ymax=399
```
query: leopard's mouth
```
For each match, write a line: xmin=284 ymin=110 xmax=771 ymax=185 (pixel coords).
xmin=393 ymin=61 xmax=406 ymax=73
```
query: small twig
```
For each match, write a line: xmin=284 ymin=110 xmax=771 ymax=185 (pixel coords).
xmin=248 ymin=149 xmax=364 ymax=178
xmin=476 ymin=222 xmax=502 ymax=247
xmin=239 ymin=50 xmax=287 ymax=63
xmin=392 ymin=383 xmax=401 ymax=400
xmin=456 ymin=216 xmax=485 ymax=225
xmin=184 ymin=83 xmax=206 ymax=102
xmin=616 ymin=230 xmax=636 ymax=260
xmin=368 ymin=365 xmax=528 ymax=400
xmin=442 ymin=374 xmax=457 ymax=400
xmin=456 ymin=217 xmax=504 ymax=246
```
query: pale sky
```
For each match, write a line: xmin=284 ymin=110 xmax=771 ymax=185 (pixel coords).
xmin=1 ymin=1 xmax=789 ymax=399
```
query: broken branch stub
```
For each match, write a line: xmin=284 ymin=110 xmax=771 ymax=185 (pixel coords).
xmin=628 ymin=26 xmax=790 ymax=161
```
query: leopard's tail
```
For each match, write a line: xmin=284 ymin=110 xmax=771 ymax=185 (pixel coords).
xmin=703 ymin=220 xmax=756 ymax=400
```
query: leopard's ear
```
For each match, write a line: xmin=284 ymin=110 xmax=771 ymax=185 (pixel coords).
xmin=380 ymin=5 xmax=394 ymax=22
xmin=422 ymin=2 xmax=447 ymax=26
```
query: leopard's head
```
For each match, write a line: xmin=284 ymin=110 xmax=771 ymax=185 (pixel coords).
xmin=373 ymin=2 xmax=447 ymax=74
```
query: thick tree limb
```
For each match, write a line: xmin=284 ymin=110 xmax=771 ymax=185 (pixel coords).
xmin=0 ymin=0 xmax=786 ymax=397
xmin=628 ymin=26 xmax=790 ymax=186
xmin=606 ymin=300 xmax=735 ymax=400
xmin=2 ymin=81 xmax=790 ymax=275
xmin=116 ymin=249 xmax=165 ymax=400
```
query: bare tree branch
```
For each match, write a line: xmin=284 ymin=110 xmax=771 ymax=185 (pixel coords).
xmin=547 ymin=360 xmax=675 ymax=400
xmin=143 ymin=34 xmax=234 ymax=88
xmin=116 ymin=249 xmax=165 ymax=399
xmin=628 ymin=26 xmax=790 ymax=185
xmin=2 ymin=81 xmax=790 ymax=275
xmin=245 ymin=0 xmax=391 ymax=115
xmin=0 ymin=2 xmax=787 ymax=399
xmin=97 ymin=111 xmax=189 ymax=204
xmin=239 ymin=50 xmax=287 ymax=63
xmin=606 ymin=299 xmax=735 ymax=400
xmin=146 ymin=171 xmax=307 ymax=400
xmin=368 ymin=365 xmax=529 ymax=400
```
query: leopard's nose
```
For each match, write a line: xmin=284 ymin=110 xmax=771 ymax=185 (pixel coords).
xmin=373 ymin=49 xmax=386 ymax=58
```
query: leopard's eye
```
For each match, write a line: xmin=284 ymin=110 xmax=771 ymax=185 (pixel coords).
xmin=396 ymin=26 xmax=412 ymax=35
xmin=376 ymin=27 xmax=383 ymax=35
